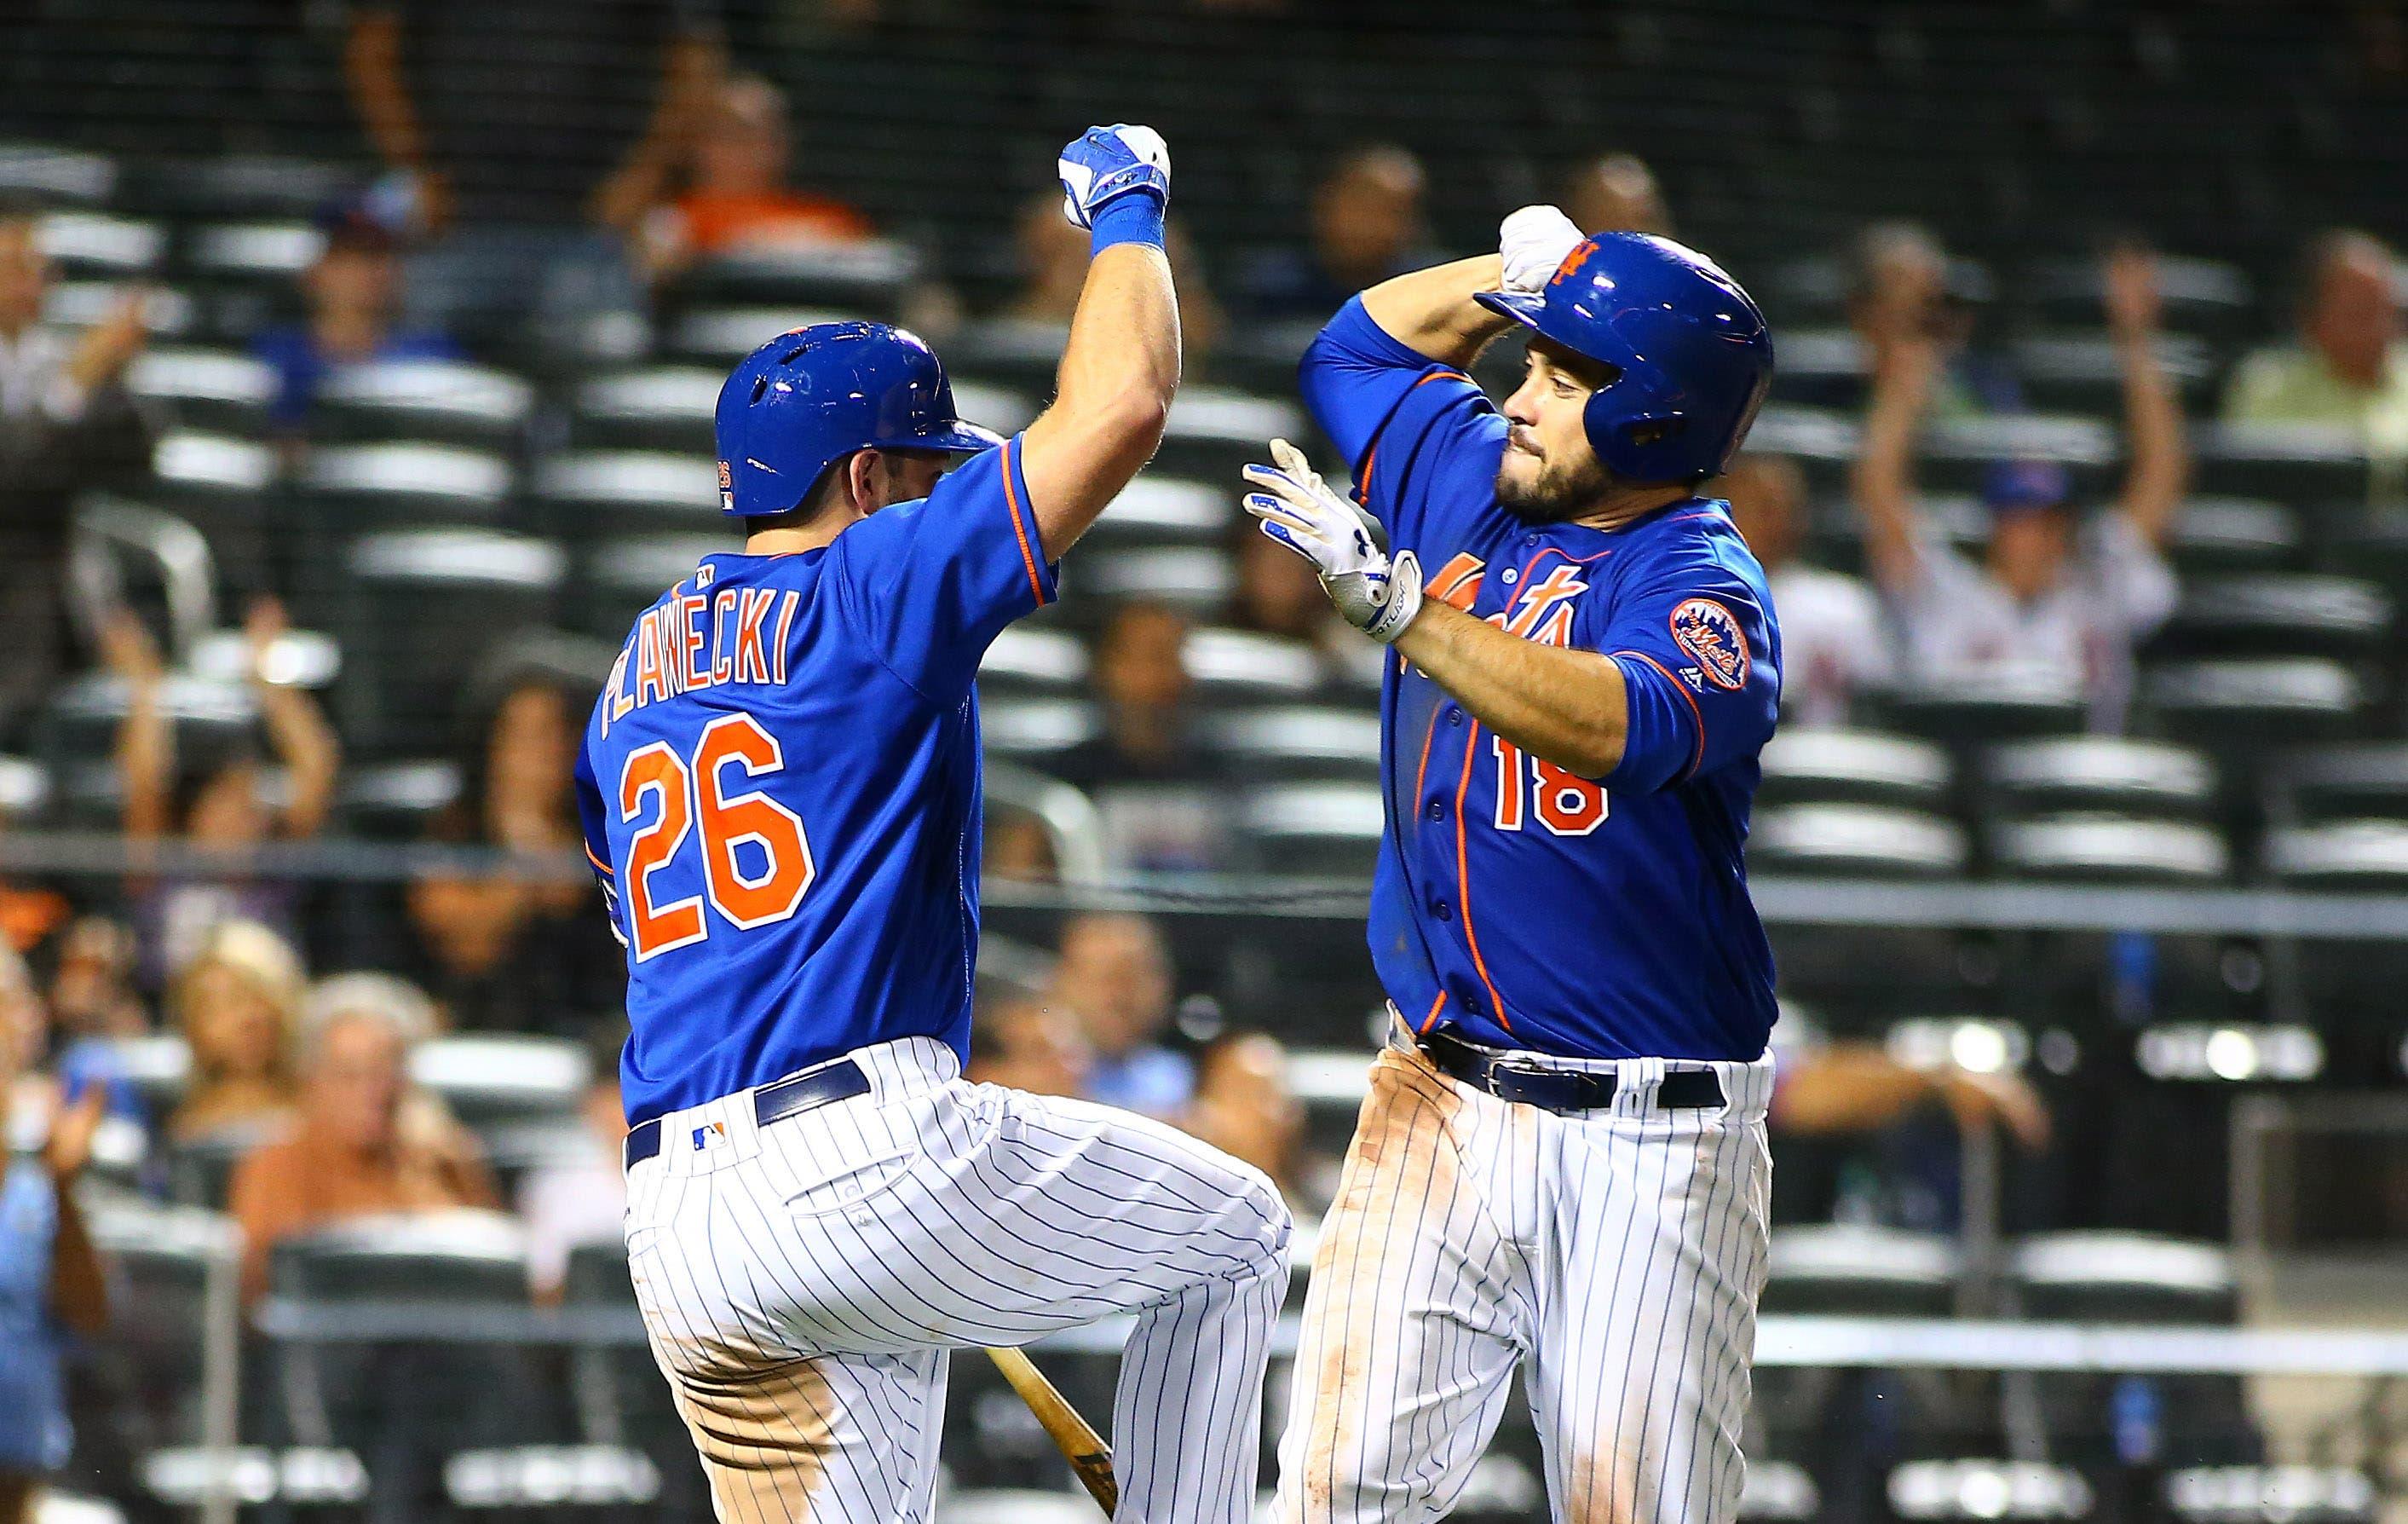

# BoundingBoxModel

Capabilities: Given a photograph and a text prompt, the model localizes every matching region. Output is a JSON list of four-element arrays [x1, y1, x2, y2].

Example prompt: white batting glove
[[1056, 124, 1172, 229], [1499, 204, 1588, 294], [1241, 439, 1424, 644]]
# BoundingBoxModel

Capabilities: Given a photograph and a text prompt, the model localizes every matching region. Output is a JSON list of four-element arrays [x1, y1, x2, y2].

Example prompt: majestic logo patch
[[1668, 598, 1749, 690]]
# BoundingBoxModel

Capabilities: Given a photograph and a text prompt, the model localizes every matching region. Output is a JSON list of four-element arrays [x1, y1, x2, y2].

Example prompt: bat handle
[[983, 1346, 1119, 1517]]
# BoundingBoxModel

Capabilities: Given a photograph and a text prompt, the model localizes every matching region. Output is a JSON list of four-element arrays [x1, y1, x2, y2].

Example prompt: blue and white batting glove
[[1057, 124, 1171, 253], [1241, 439, 1425, 645]]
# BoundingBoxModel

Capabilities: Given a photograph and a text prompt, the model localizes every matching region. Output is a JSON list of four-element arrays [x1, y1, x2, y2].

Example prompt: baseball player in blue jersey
[[1241, 211, 1781, 1524], [574, 124, 1291, 1524]]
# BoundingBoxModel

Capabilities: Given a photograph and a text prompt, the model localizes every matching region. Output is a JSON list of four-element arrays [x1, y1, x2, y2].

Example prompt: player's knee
[[1231, 1160, 1294, 1279]]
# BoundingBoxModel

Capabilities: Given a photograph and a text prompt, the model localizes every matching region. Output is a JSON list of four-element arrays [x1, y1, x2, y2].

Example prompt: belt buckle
[[1483, 1056, 1548, 1100]]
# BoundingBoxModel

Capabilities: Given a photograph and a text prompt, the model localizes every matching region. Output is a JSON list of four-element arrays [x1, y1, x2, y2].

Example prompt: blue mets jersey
[[574, 437, 1055, 1125], [1302, 297, 1782, 1062]]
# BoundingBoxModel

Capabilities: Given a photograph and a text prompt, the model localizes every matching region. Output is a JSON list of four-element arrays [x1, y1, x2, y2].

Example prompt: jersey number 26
[[617, 713, 815, 961]]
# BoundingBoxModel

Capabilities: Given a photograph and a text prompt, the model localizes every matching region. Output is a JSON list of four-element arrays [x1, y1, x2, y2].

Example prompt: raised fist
[[1057, 124, 1171, 230]]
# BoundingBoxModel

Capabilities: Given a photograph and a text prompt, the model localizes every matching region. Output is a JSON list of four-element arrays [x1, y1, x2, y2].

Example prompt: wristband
[[1090, 192, 1167, 256]]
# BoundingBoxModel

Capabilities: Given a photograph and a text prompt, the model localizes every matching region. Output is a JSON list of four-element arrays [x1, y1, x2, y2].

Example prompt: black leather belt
[[1415, 1025, 1725, 1115], [625, 1057, 872, 1169]]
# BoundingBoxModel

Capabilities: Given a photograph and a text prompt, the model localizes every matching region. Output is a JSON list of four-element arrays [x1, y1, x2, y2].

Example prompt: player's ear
[[847, 448, 886, 513]]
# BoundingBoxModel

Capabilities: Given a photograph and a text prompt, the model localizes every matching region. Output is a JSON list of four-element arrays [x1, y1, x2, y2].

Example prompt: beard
[[1495, 445, 1613, 524]]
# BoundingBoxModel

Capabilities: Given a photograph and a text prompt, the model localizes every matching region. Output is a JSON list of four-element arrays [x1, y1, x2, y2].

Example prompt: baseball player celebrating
[[574, 125, 1290, 1524], [1241, 212, 1781, 1524]]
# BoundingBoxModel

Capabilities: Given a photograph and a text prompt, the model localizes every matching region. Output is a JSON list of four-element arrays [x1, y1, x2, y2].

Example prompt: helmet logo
[[1548, 239, 1601, 287], [717, 459, 734, 512], [1668, 597, 1750, 691]]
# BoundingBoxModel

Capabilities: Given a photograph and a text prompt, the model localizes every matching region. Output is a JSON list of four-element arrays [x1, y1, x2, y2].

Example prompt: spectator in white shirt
[[1720, 452, 1892, 726], [516, 1034, 629, 1303], [1852, 245, 2189, 730]]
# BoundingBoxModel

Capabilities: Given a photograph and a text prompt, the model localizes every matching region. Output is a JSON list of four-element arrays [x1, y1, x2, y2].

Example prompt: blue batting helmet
[[1476, 232, 1774, 483], [714, 321, 1003, 518]]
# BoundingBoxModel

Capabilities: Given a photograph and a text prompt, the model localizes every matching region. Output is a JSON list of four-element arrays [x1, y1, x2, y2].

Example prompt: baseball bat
[[984, 1345, 1118, 1516]]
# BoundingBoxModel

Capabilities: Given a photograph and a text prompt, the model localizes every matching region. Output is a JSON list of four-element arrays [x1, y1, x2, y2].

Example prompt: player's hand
[[2101, 241, 2163, 339], [1056, 124, 1171, 230], [1241, 439, 1424, 644], [1499, 205, 1587, 294], [43, 1085, 107, 1183]]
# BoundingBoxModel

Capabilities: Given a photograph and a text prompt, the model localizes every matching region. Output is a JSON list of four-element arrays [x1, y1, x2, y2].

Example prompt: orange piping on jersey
[[585, 843, 616, 878], [1417, 990, 1448, 1035], [1454, 725, 1511, 1033], [1613, 649, 1708, 782], [1351, 368, 1466, 507], [1410, 704, 1442, 816], [1000, 438, 1047, 607]]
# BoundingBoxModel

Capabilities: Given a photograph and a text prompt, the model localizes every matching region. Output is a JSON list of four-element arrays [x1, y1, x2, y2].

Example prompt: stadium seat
[[579, 535, 725, 639], [2162, 499, 2301, 576], [1762, 327, 1864, 410], [0, 141, 115, 204], [126, 346, 278, 436], [2164, 1467, 2376, 1524], [1748, 803, 1968, 878], [300, 442, 516, 527], [2264, 743, 2408, 825], [2194, 424, 2369, 505], [1183, 627, 1323, 703], [0, 754, 49, 820], [2261, 820, 2408, 888], [37, 673, 254, 795], [37, 211, 165, 278], [1153, 385, 1304, 481], [2023, 255, 2254, 340], [337, 759, 462, 840], [180, 220, 319, 342], [1761, 1224, 1961, 1316], [164, 1121, 282, 1210], [2141, 660, 2365, 760], [1990, 814, 2229, 883], [1878, 672, 2088, 747], [571, 367, 723, 454], [84, 1197, 234, 1456], [1065, 546, 1234, 615], [1239, 781, 1385, 875], [2010, 331, 2218, 415], [410, 1035, 589, 1130], [1915, 414, 2118, 499], [1207, 706, 1382, 781], [312, 359, 536, 448], [337, 531, 565, 751], [45, 280, 197, 340], [672, 239, 923, 315], [979, 626, 1089, 697], [667, 305, 850, 365], [533, 451, 724, 549], [947, 318, 1072, 392], [2149, 575, 2390, 662], [979, 698, 1099, 764], [1080, 476, 1229, 548], [1757, 729, 1953, 811], [1887, 1460, 2094, 1521], [1985, 737, 2217, 820]]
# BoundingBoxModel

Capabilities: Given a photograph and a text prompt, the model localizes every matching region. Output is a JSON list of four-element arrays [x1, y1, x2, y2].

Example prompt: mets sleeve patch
[[1669, 597, 1750, 690]]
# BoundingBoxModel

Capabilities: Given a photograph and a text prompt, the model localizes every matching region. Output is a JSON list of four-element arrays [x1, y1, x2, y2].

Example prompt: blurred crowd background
[[6, 1, 2408, 1523]]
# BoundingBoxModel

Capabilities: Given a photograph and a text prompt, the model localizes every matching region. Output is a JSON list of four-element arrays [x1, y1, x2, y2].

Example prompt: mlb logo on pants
[[692, 1121, 728, 1152]]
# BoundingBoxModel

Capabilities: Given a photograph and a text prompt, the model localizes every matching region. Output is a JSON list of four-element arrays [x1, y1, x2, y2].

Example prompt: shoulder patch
[[1668, 597, 1750, 691]]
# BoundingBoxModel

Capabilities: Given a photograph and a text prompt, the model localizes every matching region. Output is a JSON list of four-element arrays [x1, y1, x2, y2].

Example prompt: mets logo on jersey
[[1669, 597, 1750, 690]]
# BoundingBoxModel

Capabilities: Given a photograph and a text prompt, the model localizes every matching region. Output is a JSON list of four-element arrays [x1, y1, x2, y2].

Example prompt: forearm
[[344, 14, 424, 171], [1023, 240, 1179, 557], [1769, 1044, 1937, 1134], [1391, 602, 1628, 780], [118, 679, 171, 840], [2117, 330, 2189, 544], [1851, 359, 1932, 591], [1359, 256, 1514, 369], [49, 1185, 109, 1336], [258, 684, 339, 837]]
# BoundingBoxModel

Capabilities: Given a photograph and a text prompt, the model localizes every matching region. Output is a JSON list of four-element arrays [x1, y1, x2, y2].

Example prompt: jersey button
[[1431, 898, 1454, 922], [1446, 707, 1465, 727], [1461, 992, 1484, 1016], [1426, 798, 1446, 822]]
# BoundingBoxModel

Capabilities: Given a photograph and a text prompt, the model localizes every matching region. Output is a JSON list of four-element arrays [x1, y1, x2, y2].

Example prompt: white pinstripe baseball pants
[[1273, 1029, 1774, 1524], [622, 1037, 1292, 1524]]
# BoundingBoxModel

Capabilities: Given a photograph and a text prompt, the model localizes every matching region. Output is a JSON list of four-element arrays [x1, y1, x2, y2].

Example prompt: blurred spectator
[[517, 1030, 628, 1303], [1559, 151, 1673, 236], [1005, 191, 1224, 361], [1050, 602, 1230, 873], [2223, 229, 2408, 457], [1180, 1031, 1303, 1199], [1046, 912, 1191, 1118], [0, 944, 108, 1522], [0, 770, 69, 960], [1847, 220, 2018, 417], [983, 810, 1060, 884], [1852, 246, 2187, 729], [1228, 517, 1386, 690], [1720, 453, 1891, 726], [165, 919, 303, 1146], [0, 202, 155, 745], [637, 74, 873, 283], [110, 602, 338, 982], [966, 997, 1091, 1099], [44, 918, 147, 1044], [228, 973, 496, 1302], [1240, 144, 1436, 320], [407, 648, 625, 1034], [343, 0, 724, 348], [249, 200, 458, 437], [3, 942, 140, 1149]]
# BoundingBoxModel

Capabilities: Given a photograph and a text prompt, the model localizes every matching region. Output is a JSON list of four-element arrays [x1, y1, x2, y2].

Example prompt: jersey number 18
[[617, 713, 816, 961]]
